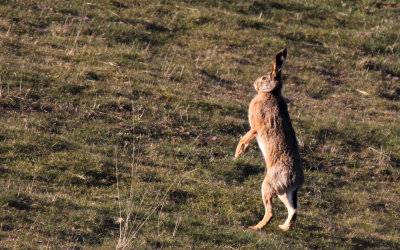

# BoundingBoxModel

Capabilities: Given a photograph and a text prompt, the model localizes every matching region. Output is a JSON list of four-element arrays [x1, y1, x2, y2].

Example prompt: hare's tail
[[292, 187, 298, 209]]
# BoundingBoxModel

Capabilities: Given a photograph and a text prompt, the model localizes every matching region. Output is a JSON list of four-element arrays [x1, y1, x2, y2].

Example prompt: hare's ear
[[272, 48, 287, 74]]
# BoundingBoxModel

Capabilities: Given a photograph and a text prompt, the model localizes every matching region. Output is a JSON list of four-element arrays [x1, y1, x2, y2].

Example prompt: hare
[[234, 48, 304, 231]]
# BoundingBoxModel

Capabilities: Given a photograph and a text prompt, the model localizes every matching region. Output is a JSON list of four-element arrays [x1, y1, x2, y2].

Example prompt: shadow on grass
[[198, 69, 236, 90], [222, 161, 264, 184], [169, 189, 194, 204], [105, 19, 182, 47], [296, 220, 397, 248], [350, 236, 396, 248]]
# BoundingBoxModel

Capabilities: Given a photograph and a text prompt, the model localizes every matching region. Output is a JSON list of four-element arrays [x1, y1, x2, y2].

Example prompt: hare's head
[[254, 48, 287, 94]]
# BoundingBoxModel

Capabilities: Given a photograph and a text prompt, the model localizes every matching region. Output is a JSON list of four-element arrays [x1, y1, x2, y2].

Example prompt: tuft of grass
[[1, 0, 400, 248]]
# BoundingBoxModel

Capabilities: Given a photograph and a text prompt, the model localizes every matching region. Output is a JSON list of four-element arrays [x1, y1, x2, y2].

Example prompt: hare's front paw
[[234, 151, 241, 159], [234, 143, 247, 159], [234, 146, 242, 159]]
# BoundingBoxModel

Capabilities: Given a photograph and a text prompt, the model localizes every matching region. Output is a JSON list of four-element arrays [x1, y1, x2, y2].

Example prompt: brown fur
[[235, 48, 304, 231]]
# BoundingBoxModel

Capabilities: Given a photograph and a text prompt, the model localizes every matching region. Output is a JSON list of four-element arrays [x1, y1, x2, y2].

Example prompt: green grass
[[1, 0, 400, 248]]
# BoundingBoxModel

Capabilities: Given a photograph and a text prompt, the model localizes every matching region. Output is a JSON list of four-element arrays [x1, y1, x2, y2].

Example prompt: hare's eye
[[262, 76, 266, 81]]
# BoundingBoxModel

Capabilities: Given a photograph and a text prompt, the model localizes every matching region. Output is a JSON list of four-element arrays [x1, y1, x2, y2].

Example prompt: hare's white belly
[[256, 135, 267, 161]]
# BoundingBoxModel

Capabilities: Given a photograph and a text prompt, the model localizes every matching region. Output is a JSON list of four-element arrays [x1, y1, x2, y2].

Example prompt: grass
[[1, 0, 400, 248]]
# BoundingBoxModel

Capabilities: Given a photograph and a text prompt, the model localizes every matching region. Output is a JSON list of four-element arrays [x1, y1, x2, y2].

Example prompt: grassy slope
[[1, 0, 399, 248]]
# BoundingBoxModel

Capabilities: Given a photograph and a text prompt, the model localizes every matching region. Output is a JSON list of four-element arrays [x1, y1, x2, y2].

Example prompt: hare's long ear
[[272, 48, 287, 75]]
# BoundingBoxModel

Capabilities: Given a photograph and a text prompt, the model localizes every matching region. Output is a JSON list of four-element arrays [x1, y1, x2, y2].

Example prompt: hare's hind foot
[[248, 213, 273, 230], [277, 188, 298, 231], [278, 223, 293, 231], [278, 213, 297, 231], [248, 225, 261, 230]]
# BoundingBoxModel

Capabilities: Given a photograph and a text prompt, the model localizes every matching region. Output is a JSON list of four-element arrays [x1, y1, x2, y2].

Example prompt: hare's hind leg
[[277, 188, 298, 231], [249, 177, 274, 230]]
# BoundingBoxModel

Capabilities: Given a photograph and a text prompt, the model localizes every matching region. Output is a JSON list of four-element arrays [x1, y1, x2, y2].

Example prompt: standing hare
[[235, 48, 304, 231]]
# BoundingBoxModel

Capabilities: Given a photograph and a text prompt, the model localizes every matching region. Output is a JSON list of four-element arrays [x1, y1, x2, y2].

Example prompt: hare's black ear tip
[[277, 48, 287, 57]]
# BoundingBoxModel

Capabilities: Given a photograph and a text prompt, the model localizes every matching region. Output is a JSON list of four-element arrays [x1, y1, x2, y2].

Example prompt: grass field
[[1, 0, 400, 248]]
